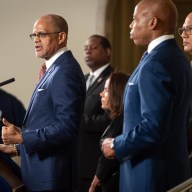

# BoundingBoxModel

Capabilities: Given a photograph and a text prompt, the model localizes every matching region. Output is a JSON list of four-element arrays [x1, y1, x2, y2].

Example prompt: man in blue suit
[[0, 14, 86, 192], [102, 0, 192, 192]]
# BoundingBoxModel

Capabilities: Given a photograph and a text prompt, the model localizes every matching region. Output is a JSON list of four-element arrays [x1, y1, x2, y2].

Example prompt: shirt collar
[[148, 35, 174, 53], [90, 63, 110, 79], [45, 47, 68, 69]]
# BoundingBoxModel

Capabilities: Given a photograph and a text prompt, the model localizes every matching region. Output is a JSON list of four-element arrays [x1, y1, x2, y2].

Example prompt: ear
[[149, 17, 158, 30], [59, 32, 67, 44], [106, 48, 111, 56]]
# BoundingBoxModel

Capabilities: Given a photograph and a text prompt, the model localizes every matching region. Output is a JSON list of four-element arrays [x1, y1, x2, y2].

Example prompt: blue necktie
[[140, 51, 148, 62]]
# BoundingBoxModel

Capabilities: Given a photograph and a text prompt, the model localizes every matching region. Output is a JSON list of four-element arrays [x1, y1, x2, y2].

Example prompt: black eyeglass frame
[[29, 32, 61, 40], [178, 26, 192, 36]]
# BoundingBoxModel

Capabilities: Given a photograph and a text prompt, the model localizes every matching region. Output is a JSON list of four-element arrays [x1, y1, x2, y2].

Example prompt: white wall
[[0, 0, 99, 107]]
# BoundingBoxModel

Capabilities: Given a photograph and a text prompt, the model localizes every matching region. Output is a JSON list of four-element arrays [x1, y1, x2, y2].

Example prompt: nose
[[84, 47, 91, 54], [34, 36, 41, 43], [181, 31, 188, 38], [129, 21, 133, 29], [100, 91, 104, 97]]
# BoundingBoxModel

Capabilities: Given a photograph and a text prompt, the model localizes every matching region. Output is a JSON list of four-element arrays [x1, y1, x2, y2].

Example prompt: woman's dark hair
[[108, 72, 129, 119]]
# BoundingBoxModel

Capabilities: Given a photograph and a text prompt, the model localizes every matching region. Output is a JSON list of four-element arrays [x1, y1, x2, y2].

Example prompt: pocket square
[[37, 88, 45, 92], [128, 82, 134, 85]]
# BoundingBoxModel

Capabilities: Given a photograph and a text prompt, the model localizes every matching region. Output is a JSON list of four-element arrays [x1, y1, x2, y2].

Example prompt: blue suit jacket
[[19, 51, 86, 191], [114, 39, 192, 192]]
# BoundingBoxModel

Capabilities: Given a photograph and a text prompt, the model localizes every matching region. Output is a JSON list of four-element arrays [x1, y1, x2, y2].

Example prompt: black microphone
[[0, 78, 15, 87]]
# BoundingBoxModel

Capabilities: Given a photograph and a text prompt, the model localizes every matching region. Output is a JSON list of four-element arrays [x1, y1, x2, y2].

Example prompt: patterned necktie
[[39, 63, 47, 80]]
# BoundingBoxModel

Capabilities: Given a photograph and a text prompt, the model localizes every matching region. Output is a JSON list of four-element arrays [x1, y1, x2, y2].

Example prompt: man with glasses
[[179, 12, 192, 175], [0, 14, 86, 192], [178, 12, 192, 57]]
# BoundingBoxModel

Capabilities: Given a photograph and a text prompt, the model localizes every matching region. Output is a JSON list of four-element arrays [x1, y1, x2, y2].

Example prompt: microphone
[[0, 78, 15, 87]]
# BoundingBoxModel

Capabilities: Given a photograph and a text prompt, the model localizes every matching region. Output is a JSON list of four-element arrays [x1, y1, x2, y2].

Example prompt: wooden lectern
[[0, 157, 26, 192]]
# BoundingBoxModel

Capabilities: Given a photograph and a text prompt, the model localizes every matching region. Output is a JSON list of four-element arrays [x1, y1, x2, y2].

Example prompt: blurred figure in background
[[178, 12, 192, 57], [178, 11, 192, 173], [78, 34, 113, 192], [0, 89, 25, 128], [89, 72, 129, 192], [0, 89, 25, 188]]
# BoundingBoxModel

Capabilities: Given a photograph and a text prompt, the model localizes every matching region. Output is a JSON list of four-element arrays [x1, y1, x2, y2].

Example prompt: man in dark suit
[[0, 14, 86, 192], [102, 0, 192, 192], [179, 11, 192, 173], [78, 35, 113, 192], [0, 89, 25, 188], [179, 12, 192, 57], [0, 89, 26, 129]]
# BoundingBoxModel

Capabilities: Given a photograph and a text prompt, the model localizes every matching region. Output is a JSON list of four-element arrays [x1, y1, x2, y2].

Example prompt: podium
[[0, 154, 26, 192], [13, 185, 26, 192]]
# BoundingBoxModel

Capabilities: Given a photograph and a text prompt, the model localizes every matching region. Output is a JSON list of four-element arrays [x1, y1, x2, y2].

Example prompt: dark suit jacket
[[0, 176, 12, 192], [115, 39, 192, 192], [96, 115, 122, 192], [78, 66, 113, 184], [0, 89, 26, 180], [0, 89, 26, 128], [19, 51, 86, 191]]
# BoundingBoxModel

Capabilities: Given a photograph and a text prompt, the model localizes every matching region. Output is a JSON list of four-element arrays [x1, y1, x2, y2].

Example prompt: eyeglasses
[[29, 32, 61, 40], [178, 26, 192, 36]]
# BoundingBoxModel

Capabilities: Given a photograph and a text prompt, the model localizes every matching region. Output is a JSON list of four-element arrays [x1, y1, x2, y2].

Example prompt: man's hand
[[101, 138, 115, 159], [89, 175, 100, 192], [2, 118, 23, 145], [0, 144, 16, 155]]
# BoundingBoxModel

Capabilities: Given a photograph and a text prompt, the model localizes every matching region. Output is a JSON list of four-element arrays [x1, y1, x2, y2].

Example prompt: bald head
[[141, 0, 178, 33], [38, 14, 68, 43], [130, 0, 178, 46], [184, 12, 192, 26]]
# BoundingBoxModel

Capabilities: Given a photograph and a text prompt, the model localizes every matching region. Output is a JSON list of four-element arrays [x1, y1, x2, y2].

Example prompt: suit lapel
[[23, 51, 74, 124], [22, 57, 62, 125], [86, 65, 113, 95], [87, 75, 104, 92], [129, 39, 176, 83]]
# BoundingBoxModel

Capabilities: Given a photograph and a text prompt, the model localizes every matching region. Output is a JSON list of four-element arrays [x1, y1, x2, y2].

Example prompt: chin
[[185, 47, 192, 53], [36, 54, 43, 58]]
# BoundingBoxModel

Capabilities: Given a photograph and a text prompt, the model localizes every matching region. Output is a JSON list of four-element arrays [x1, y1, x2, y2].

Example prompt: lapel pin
[[97, 77, 103, 83]]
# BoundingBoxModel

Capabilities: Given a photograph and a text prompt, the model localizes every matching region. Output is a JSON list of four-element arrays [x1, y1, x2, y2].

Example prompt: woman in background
[[89, 72, 129, 192]]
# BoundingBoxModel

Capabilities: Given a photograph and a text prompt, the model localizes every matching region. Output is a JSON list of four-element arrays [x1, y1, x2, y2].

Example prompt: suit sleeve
[[96, 155, 119, 182]]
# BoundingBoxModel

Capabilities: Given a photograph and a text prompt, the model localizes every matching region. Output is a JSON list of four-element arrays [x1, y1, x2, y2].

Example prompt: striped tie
[[86, 75, 94, 90]]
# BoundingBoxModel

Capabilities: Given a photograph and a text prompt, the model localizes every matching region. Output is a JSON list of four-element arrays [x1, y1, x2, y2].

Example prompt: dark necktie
[[140, 51, 148, 62], [39, 63, 46, 80]]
